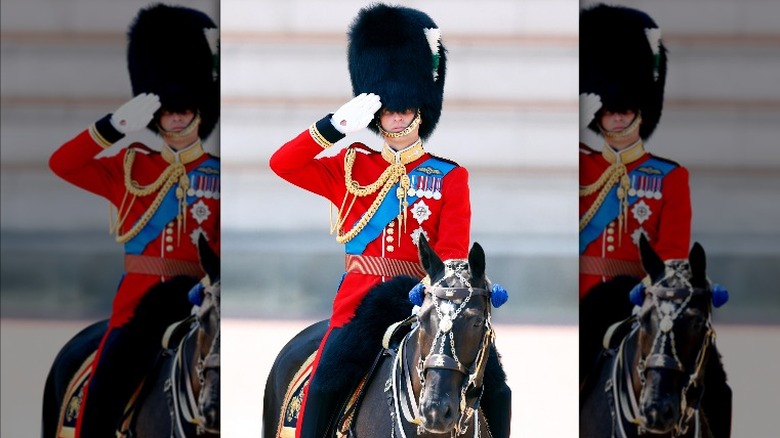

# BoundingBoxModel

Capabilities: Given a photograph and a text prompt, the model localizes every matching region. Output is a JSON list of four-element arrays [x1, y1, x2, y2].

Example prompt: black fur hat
[[127, 3, 219, 139], [580, 4, 667, 139], [348, 3, 446, 139]]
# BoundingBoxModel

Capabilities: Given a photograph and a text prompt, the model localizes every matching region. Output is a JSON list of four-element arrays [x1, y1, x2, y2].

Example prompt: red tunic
[[579, 142, 691, 298], [50, 119, 220, 327], [270, 117, 471, 327]]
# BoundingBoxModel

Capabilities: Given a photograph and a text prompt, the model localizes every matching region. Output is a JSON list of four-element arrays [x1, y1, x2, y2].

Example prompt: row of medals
[[406, 175, 442, 200], [629, 175, 663, 200]]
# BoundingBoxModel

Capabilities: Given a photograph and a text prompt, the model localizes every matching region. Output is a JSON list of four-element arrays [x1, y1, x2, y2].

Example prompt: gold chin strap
[[579, 140, 646, 244], [599, 112, 642, 139], [158, 112, 202, 140], [330, 142, 425, 244], [377, 110, 422, 139], [110, 141, 204, 245]]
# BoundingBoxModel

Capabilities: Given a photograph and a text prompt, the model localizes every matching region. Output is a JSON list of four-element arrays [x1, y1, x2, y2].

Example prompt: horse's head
[[633, 235, 723, 435], [413, 236, 498, 434], [194, 234, 220, 434]]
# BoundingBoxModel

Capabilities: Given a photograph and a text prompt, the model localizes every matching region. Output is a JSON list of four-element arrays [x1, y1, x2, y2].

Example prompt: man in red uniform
[[49, 5, 219, 436], [579, 3, 691, 299], [579, 5, 731, 436], [270, 4, 510, 438]]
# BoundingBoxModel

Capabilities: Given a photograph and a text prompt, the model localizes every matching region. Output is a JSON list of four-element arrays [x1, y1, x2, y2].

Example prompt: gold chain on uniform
[[331, 148, 411, 244], [110, 148, 190, 244], [579, 159, 631, 245]]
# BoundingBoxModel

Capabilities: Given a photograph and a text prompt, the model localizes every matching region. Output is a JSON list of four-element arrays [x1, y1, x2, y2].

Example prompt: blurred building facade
[[2, 0, 778, 324]]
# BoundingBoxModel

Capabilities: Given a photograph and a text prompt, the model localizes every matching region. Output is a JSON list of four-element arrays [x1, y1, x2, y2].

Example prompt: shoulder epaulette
[[580, 142, 597, 155], [127, 142, 156, 155], [648, 154, 681, 168], [427, 152, 461, 167], [349, 142, 377, 155]]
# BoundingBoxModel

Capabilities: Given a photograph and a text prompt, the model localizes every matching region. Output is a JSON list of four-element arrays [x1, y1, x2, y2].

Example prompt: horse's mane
[[316, 276, 418, 392], [126, 275, 199, 337], [579, 275, 639, 382]]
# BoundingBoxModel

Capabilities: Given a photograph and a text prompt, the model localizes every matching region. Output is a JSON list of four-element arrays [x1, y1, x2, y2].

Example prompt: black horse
[[264, 236, 505, 437], [41, 236, 220, 437], [580, 236, 730, 437]]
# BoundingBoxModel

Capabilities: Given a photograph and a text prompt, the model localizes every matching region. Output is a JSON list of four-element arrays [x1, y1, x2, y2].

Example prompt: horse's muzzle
[[639, 395, 679, 434], [419, 397, 459, 433]]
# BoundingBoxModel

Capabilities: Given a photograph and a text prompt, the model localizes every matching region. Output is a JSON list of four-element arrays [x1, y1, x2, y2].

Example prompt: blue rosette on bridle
[[409, 282, 425, 307], [629, 282, 645, 306], [188, 282, 205, 306], [490, 283, 508, 308]]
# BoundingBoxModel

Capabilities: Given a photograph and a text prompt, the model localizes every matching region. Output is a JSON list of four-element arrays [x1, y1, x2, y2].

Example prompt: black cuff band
[[315, 114, 346, 144], [94, 114, 126, 144]]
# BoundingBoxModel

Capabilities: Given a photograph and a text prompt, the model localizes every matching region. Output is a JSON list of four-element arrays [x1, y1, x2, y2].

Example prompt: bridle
[[168, 279, 221, 436], [633, 268, 715, 436], [195, 280, 220, 434], [416, 261, 494, 436]]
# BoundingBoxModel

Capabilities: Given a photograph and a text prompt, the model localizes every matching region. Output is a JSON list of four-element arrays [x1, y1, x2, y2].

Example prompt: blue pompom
[[490, 284, 508, 308], [188, 283, 205, 306], [409, 283, 425, 307], [711, 283, 729, 308], [629, 283, 645, 306]]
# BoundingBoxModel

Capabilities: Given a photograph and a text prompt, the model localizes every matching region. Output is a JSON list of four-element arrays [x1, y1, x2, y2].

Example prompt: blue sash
[[579, 157, 676, 254], [125, 158, 220, 255], [345, 157, 456, 255]]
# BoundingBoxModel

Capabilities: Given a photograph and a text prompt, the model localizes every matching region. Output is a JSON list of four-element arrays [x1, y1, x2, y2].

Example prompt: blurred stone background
[[1, 0, 778, 328]]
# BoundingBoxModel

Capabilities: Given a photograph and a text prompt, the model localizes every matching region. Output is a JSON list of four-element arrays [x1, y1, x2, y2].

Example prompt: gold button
[[607, 228, 614, 235], [606, 235, 614, 243], [387, 221, 395, 228], [387, 245, 395, 252], [387, 228, 394, 235], [608, 222, 615, 228], [607, 245, 615, 252], [165, 236, 173, 243], [166, 245, 174, 252], [386, 236, 394, 243]]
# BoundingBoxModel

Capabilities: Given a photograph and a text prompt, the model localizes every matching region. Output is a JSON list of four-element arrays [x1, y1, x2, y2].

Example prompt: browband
[[428, 287, 490, 301]]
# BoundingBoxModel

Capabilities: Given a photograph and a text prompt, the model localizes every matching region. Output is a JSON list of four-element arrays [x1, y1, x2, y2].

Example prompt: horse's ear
[[689, 242, 707, 285], [198, 233, 220, 283], [418, 234, 444, 278], [638, 234, 664, 282], [468, 242, 486, 280]]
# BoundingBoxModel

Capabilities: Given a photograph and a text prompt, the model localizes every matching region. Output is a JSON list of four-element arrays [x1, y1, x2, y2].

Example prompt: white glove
[[330, 93, 382, 135], [579, 92, 602, 132], [110, 93, 161, 134]]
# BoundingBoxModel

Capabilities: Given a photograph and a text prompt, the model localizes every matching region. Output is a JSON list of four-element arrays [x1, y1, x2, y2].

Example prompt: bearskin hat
[[580, 4, 667, 139], [348, 3, 446, 139], [127, 4, 219, 139]]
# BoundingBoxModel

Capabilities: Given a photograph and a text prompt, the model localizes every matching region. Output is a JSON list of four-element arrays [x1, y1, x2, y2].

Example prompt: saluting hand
[[579, 92, 602, 133], [110, 93, 161, 135], [330, 93, 382, 135]]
